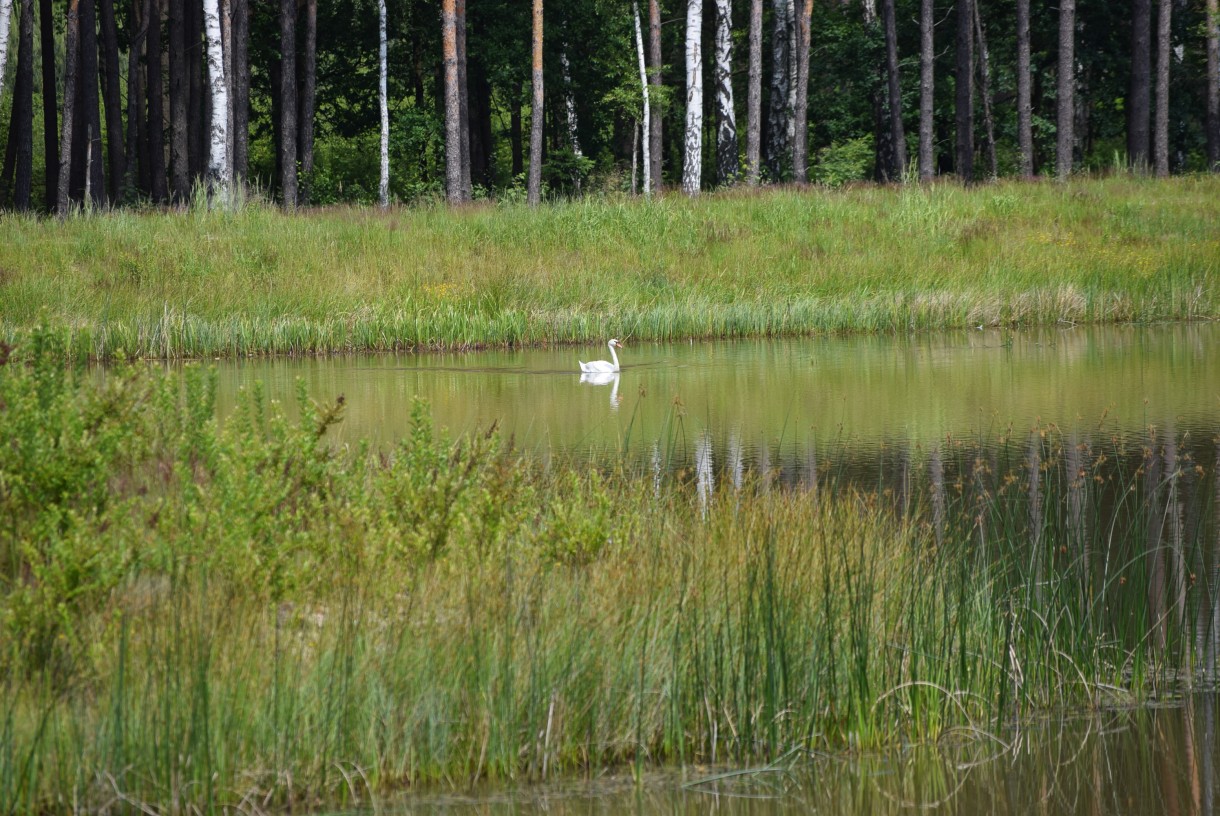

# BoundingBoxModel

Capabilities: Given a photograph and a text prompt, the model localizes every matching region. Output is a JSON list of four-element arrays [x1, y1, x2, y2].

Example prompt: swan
[[579, 371, 623, 410], [579, 339, 624, 373]]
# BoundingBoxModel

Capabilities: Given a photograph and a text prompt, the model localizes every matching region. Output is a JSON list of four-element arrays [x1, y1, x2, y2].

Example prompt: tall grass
[[2, 176, 1219, 360], [1, 329, 1218, 812]]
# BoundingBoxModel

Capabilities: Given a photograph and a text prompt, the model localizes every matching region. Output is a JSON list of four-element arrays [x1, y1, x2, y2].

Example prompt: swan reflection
[[579, 371, 622, 410]]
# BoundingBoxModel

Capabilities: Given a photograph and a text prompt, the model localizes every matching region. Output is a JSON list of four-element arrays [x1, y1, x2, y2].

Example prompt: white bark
[[714, 0, 737, 184], [559, 47, 583, 192], [633, 0, 651, 197], [203, 0, 231, 206], [683, 0, 703, 196], [0, 0, 12, 107], [378, 0, 389, 207]]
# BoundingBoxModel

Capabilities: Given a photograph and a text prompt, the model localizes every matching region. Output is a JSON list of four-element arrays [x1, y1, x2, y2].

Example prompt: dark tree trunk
[[746, 0, 762, 185], [791, 0, 812, 183], [80, 0, 104, 203], [1056, 0, 1075, 180], [298, 0, 315, 204], [455, 0, 471, 199], [146, 0, 168, 200], [918, 0, 933, 180], [56, 0, 81, 215], [186, 0, 204, 181], [39, 0, 58, 211], [123, 0, 151, 199], [766, 0, 792, 180], [168, 0, 188, 199], [98, 0, 123, 200], [1153, 0, 1169, 176], [954, 0, 973, 182], [442, 0, 462, 203], [270, 54, 281, 187], [1016, 0, 1032, 177], [527, 0, 543, 205], [510, 92, 523, 178], [974, 0, 996, 179], [881, 0, 906, 180], [468, 62, 492, 189], [647, 0, 661, 192], [232, 0, 248, 182], [1129, 0, 1151, 171], [279, 0, 297, 207], [1208, 0, 1220, 170], [1, 0, 34, 208]]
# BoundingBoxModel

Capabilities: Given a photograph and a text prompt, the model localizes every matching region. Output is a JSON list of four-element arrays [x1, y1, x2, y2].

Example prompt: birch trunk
[[682, 0, 703, 196], [202, 0, 229, 205], [647, 0, 661, 192], [527, 0, 543, 206], [1056, 0, 1074, 180], [1016, 0, 1032, 177], [559, 47, 583, 193], [954, 0, 973, 182], [791, 0, 811, 182], [633, 0, 651, 196], [881, 0, 906, 178], [1207, 0, 1219, 170], [442, 0, 462, 203], [766, 0, 791, 178], [56, 0, 80, 215], [713, 0, 737, 185], [378, 0, 388, 207], [745, 0, 761, 184], [973, 1, 995, 178], [1153, 0, 1170, 177], [918, 0, 932, 180], [0, 0, 11, 107]]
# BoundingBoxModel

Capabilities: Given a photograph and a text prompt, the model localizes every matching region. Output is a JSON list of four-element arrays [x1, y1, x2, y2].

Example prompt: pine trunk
[[39, 0, 56, 210], [98, 0, 123, 200], [791, 0, 811, 182], [713, 0, 737, 185], [168, 0, 188, 199], [682, 0, 703, 196], [79, 0, 104, 203], [456, 0, 471, 198], [881, 0, 906, 179], [56, 0, 80, 215], [278, 0, 296, 207], [1153, 0, 1170, 177], [918, 0, 932, 180], [973, 0, 995, 178], [378, 0, 388, 206], [1208, 0, 1219, 170], [202, 0, 228, 204], [5, 0, 33, 209], [298, 0, 315, 204], [647, 0, 661, 192], [765, 0, 791, 179], [1129, 0, 1151, 171], [633, 0, 651, 196], [441, 0, 462, 203], [187, 0, 204, 181], [123, 0, 150, 199], [527, 0, 543, 206], [1016, 0, 1032, 177], [231, 0, 247, 182], [745, 0, 761, 184], [954, 0, 973, 182], [147, 0, 168, 201], [1056, 0, 1075, 180]]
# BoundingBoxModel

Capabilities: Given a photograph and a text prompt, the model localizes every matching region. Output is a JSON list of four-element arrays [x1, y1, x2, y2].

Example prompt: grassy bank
[[2, 330, 1217, 812], [2, 176, 1219, 360]]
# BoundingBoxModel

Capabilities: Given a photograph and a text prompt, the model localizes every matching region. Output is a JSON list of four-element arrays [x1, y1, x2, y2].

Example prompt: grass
[[1, 176, 1218, 360], [2, 328, 1218, 812]]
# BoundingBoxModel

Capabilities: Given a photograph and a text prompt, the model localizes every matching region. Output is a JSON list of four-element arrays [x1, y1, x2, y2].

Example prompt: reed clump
[[2, 176, 1219, 361], [2, 327, 1217, 812]]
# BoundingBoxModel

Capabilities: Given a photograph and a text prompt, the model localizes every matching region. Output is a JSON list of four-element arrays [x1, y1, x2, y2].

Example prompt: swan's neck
[[608, 342, 620, 370]]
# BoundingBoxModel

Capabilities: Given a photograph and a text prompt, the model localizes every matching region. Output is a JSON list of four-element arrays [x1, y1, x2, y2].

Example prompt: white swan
[[579, 371, 622, 410], [579, 339, 624, 373]]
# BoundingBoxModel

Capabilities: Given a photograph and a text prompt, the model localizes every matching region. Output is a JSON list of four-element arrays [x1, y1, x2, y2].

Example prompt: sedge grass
[[1, 176, 1218, 361]]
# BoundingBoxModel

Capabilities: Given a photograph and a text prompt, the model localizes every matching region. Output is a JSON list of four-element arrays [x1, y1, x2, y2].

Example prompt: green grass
[[2, 176, 1219, 360], [2, 329, 1217, 812]]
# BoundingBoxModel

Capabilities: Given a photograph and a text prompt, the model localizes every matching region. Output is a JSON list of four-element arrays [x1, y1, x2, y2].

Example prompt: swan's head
[[609, 339, 624, 348]]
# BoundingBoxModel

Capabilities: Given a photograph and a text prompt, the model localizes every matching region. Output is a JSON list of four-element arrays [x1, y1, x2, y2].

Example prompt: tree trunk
[[766, 0, 791, 179], [633, 0, 651, 196], [147, 0, 168, 200], [745, 0, 761, 184], [98, 0, 123, 200], [510, 95, 523, 178], [38, 0, 56, 210], [682, 0, 703, 196], [80, 0, 104, 203], [648, 0, 662, 192], [1153, 0, 1170, 177], [168, 0, 188, 199], [187, 0, 204, 181], [1055, 0, 1074, 180], [559, 47, 583, 193], [1207, 0, 1219, 170], [456, 0, 471, 198], [1016, 0, 1032, 177], [973, 0, 995, 178], [791, 0, 812, 182], [954, 0, 973, 182], [278, 0, 296, 207], [231, 0, 248, 182], [441, 0, 462, 203], [527, 0, 543, 205], [713, 0, 737, 185], [881, 0, 906, 179], [918, 0, 932, 180], [378, 0, 388, 206], [57, 0, 80, 215], [202, 0, 228, 204], [1129, 0, 1151, 171], [3, 0, 33, 209], [123, 0, 150, 199], [0, 0, 11, 109], [298, 0, 315, 204]]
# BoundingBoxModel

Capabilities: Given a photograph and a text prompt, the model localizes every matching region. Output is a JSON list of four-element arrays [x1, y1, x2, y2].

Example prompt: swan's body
[[579, 339, 624, 373]]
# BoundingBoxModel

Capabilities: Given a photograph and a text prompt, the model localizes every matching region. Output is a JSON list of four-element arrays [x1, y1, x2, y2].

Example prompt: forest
[[0, 0, 1217, 212]]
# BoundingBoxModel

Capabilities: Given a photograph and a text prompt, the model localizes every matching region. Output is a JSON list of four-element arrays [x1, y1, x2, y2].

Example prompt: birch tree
[[745, 0, 761, 184], [1016, 0, 1032, 177], [203, 0, 230, 205], [918, 0, 933, 180], [713, 0, 737, 185], [1056, 0, 1075, 180], [378, 0, 389, 207], [0, 0, 11, 107], [1153, 0, 1170, 177], [633, 0, 651, 196], [1208, 0, 1219, 170], [682, 0, 703, 196], [527, 0, 543, 206]]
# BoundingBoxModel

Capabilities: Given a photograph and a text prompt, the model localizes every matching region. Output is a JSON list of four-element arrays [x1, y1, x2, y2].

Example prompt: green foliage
[[813, 137, 875, 187]]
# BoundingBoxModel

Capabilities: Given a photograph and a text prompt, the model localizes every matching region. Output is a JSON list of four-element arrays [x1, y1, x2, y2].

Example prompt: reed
[[1, 176, 1218, 361], [1, 329, 1217, 812]]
